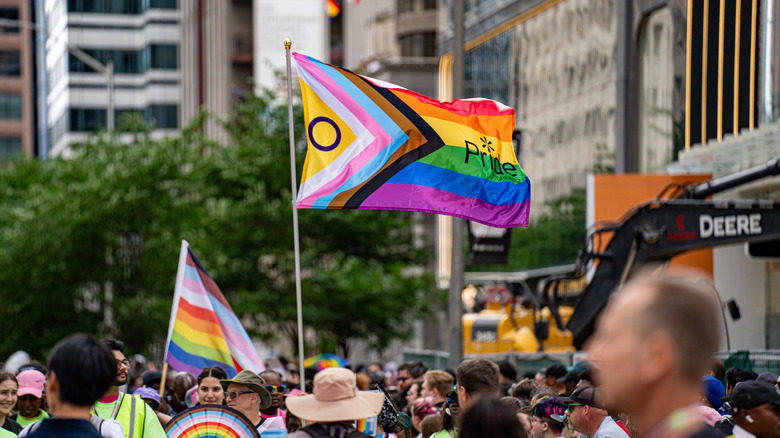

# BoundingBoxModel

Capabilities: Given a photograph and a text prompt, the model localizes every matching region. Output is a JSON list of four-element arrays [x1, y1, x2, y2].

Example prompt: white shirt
[[732, 425, 756, 438]]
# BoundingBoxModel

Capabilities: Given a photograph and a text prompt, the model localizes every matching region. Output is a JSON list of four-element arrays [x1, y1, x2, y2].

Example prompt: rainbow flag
[[164, 240, 265, 378], [293, 53, 530, 228], [326, 0, 341, 17]]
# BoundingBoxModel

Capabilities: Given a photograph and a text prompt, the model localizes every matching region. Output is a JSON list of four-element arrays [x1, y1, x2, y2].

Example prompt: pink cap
[[17, 370, 45, 398]]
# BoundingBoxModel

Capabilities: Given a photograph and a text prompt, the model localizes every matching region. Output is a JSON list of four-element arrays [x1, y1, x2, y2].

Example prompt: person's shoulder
[[0, 426, 17, 438]]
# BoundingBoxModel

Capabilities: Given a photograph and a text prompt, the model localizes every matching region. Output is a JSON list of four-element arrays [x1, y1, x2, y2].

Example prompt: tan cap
[[285, 367, 384, 422]]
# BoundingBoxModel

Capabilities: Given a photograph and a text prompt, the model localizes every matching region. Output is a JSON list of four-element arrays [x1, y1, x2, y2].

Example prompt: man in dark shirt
[[28, 334, 117, 438], [590, 276, 725, 438]]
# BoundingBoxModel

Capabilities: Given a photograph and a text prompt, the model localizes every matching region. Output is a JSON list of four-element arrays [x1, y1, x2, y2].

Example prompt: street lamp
[[0, 17, 116, 152]]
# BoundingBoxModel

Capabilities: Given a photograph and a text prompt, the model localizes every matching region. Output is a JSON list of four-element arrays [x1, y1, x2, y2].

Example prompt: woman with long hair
[[0, 372, 21, 435], [197, 366, 226, 405]]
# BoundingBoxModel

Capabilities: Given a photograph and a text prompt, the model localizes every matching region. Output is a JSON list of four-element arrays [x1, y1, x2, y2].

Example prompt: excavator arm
[[548, 159, 780, 349]]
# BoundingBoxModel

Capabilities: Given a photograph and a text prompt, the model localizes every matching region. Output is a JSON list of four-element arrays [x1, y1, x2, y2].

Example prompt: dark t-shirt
[[2, 418, 22, 435], [26, 419, 102, 438], [685, 425, 726, 438]]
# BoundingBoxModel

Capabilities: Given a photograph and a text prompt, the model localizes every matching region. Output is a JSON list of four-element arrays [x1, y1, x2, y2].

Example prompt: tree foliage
[[0, 94, 433, 362]]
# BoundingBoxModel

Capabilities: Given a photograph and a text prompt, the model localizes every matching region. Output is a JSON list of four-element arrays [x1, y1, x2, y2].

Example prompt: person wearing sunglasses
[[561, 387, 628, 438], [430, 388, 461, 438], [260, 370, 289, 436]]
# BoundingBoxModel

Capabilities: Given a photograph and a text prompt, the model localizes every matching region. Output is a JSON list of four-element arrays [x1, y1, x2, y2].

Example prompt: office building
[[0, 0, 34, 156], [42, 0, 180, 157]]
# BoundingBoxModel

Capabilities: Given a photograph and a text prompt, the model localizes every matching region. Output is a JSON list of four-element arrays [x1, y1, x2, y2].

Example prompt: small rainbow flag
[[326, 0, 341, 17], [293, 53, 530, 228], [164, 240, 265, 378]]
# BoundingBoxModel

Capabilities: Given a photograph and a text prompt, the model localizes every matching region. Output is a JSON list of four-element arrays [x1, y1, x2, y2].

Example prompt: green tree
[[0, 95, 433, 362]]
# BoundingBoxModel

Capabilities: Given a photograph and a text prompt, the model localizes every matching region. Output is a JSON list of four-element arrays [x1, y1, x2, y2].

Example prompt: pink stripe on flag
[[360, 183, 530, 228]]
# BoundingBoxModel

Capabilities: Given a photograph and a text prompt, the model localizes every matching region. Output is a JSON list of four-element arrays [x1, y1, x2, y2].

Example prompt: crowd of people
[[0, 276, 778, 438]]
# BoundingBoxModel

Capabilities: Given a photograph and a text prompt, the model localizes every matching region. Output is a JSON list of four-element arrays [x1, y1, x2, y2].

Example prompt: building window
[[67, 0, 176, 13], [0, 8, 19, 34], [150, 45, 177, 69], [398, 0, 436, 14], [149, 0, 177, 8], [70, 105, 178, 132], [399, 32, 436, 57], [0, 52, 21, 76], [0, 94, 22, 119], [69, 45, 178, 74], [0, 136, 21, 156]]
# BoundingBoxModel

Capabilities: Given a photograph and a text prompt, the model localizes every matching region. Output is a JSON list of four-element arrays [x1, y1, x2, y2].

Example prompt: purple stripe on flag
[[165, 352, 205, 378], [359, 183, 530, 228]]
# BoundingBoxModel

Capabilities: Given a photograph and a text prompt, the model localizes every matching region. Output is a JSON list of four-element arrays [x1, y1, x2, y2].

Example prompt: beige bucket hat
[[285, 367, 384, 422], [220, 370, 273, 410]]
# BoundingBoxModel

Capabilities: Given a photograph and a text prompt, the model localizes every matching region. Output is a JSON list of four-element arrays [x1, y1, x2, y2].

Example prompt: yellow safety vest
[[98, 393, 146, 438]]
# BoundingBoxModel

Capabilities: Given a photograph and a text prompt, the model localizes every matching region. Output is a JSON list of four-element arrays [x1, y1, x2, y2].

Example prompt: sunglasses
[[446, 396, 458, 405], [226, 391, 253, 399], [266, 385, 286, 394], [397, 377, 410, 382], [565, 403, 583, 413]]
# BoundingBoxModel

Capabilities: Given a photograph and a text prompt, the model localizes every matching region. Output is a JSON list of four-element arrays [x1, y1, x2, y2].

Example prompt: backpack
[[299, 423, 372, 438]]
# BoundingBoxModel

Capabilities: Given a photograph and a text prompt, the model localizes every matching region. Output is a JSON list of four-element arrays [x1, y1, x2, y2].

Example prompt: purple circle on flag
[[308, 117, 342, 152]]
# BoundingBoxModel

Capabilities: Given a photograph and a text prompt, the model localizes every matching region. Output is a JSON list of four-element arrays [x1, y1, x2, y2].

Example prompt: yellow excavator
[[463, 159, 780, 356]]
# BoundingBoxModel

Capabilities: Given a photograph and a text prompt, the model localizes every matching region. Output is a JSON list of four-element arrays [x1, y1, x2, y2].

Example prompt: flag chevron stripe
[[164, 241, 264, 378], [340, 77, 445, 208], [293, 53, 530, 228], [295, 55, 410, 205]]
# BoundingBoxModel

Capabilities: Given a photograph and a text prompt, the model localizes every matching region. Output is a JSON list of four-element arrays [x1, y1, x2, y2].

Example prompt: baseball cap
[[756, 372, 779, 386], [727, 381, 780, 413], [700, 376, 726, 409], [16, 370, 45, 398], [558, 369, 581, 384], [142, 371, 162, 387], [544, 363, 567, 380], [134, 387, 161, 405], [560, 385, 601, 408]]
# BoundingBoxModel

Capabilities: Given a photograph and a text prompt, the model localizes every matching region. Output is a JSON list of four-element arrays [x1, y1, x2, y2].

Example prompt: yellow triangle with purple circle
[[300, 81, 357, 184]]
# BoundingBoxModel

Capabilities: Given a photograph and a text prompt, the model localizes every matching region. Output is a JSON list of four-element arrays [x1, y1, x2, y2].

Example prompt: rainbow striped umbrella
[[304, 353, 349, 371]]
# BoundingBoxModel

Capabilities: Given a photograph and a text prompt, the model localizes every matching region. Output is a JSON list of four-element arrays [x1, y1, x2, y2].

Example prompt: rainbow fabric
[[164, 241, 265, 378], [293, 53, 530, 228], [303, 353, 349, 371], [326, 0, 341, 18]]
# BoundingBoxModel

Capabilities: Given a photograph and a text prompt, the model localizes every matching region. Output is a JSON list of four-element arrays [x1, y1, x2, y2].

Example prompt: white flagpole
[[284, 39, 306, 391]]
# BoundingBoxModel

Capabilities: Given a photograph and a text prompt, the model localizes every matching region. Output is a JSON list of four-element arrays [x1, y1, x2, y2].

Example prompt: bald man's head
[[590, 276, 721, 416]]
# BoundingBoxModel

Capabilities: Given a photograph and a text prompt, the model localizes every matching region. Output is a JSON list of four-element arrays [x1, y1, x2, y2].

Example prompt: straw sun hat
[[286, 367, 384, 422]]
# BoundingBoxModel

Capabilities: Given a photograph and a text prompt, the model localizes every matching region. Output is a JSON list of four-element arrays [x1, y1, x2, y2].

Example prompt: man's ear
[[458, 385, 469, 405]]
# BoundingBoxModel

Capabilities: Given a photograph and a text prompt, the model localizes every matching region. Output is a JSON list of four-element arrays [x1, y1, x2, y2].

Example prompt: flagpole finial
[[284, 38, 292, 50]]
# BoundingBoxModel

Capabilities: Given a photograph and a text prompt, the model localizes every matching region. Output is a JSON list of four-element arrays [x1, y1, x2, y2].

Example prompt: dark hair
[[100, 338, 125, 353], [500, 396, 528, 412], [725, 367, 757, 392], [0, 371, 18, 388], [400, 362, 428, 379], [457, 358, 500, 398], [459, 396, 529, 438], [530, 386, 558, 400], [197, 366, 227, 384], [578, 368, 598, 386], [709, 358, 726, 381], [49, 334, 117, 406], [496, 360, 518, 381], [17, 363, 47, 375], [511, 378, 540, 401], [441, 400, 455, 431], [260, 370, 283, 381]]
